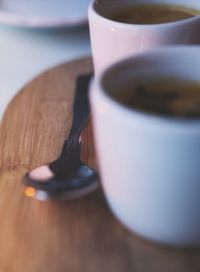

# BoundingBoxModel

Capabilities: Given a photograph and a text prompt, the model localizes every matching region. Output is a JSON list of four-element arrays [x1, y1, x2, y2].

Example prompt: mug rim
[[92, 45, 200, 129], [88, 0, 200, 29]]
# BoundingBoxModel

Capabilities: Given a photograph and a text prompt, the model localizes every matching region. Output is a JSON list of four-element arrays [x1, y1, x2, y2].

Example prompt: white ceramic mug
[[90, 46, 200, 246], [88, 0, 200, 75]]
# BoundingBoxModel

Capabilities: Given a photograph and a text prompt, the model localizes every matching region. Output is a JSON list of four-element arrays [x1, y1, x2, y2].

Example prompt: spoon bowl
[[24, 164, 99, 201]]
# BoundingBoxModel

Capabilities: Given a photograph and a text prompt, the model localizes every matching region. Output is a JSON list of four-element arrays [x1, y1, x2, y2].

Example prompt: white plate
[[0, 0, 91, 28]]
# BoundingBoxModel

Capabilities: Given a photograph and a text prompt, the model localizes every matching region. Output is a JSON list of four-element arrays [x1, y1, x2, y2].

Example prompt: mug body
[[88, 0, 200, 74], [90, 46, 200, 246]]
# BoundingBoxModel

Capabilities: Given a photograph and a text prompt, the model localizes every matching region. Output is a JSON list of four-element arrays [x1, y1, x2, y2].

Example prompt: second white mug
[[88, 0, 200, 74]]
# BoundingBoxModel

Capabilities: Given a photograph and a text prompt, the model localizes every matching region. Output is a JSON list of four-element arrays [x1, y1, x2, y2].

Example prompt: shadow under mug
[[88, 0, 200, 75], [90, 45, 200, 247]]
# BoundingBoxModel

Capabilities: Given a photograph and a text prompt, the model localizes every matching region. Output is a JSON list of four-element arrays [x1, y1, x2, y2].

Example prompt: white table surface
[[0, 24, 91, 120]]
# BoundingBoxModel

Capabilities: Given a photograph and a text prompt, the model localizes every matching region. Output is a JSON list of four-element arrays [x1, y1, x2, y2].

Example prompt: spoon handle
[[67, 73, 92, 148], [49, 73, 92, 174]]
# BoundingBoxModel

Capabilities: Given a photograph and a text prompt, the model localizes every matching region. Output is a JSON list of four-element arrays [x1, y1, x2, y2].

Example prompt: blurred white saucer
[[0, 0, 91, 28]]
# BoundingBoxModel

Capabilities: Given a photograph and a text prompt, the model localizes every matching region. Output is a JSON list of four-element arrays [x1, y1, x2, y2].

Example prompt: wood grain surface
[[0, 57, 199, 272]]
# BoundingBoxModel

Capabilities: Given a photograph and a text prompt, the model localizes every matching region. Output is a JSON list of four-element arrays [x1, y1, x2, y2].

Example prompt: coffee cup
[[89, 46, 200, 246], [88, 0, 200, 74]]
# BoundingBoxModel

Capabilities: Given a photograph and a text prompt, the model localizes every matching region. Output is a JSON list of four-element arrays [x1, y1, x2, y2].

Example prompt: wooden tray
[[0, 57, 199, 272]]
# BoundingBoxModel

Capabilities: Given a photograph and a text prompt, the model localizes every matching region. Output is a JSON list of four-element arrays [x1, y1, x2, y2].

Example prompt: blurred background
[[0, 0, 91, 118]]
